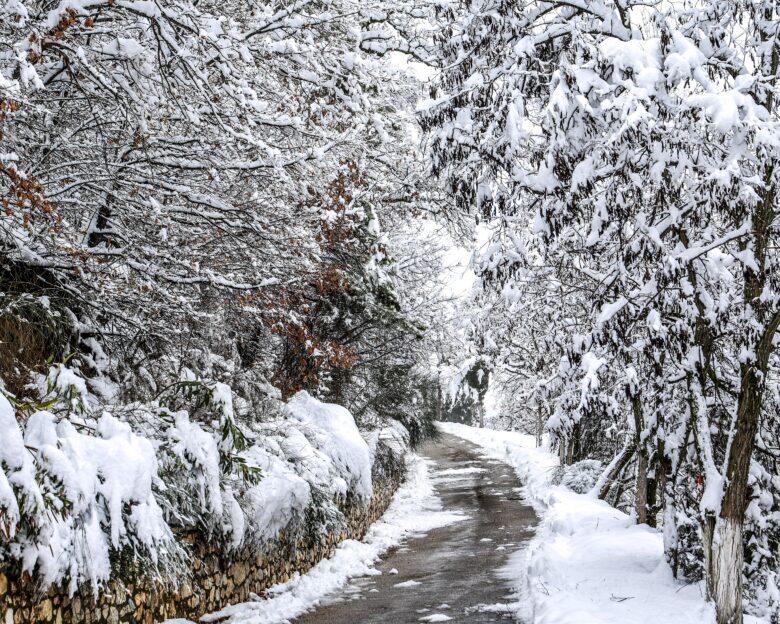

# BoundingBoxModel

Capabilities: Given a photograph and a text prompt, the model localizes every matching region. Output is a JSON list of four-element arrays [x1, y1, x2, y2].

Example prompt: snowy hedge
[[0, 368, 404, 595]]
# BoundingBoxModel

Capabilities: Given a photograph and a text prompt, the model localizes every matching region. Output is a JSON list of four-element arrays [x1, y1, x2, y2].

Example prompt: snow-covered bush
[[0, 363, 407, 595], [0, 294, 73, 398], [552, 459, 604, 495], [288, 391, 373, 501], [365, 419, 411, 467], [743, 461, 780, 622], [0, 391, 181, 593]]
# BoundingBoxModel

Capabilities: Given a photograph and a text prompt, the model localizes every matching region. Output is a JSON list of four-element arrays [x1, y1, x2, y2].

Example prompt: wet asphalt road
[[292, 432, 538, 624]]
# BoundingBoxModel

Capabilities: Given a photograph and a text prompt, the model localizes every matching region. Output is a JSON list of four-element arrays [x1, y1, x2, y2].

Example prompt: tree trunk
[[630, 391, 648, 524], [704, 155, 778, 623], [535, 403, 543, 447], [568, 422, 580, 464], [648, 438, 671, 529], [635, 450, 648, 525], [597, 439, 635, 500], [435, 380, 442, 422], [645, 468, 658, 528], [703, 515, 744, 624], [706, 364, 765, 624]]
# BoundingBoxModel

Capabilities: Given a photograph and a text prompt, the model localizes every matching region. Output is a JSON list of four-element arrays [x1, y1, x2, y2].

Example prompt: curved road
[[293, 432, 538, 624]]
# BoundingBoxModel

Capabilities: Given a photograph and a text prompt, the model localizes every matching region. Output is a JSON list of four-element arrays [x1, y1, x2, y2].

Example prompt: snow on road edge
[[198, 453, 466, 624], [437, 422, 732, 624]]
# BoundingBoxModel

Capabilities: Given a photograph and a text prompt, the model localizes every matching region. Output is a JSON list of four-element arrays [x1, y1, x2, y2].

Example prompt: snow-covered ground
[[438, 422, 745, 624], [197, 454, 466, 624]]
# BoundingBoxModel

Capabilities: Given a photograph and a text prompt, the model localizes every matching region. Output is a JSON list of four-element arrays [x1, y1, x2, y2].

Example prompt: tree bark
[[704, 514, 744, 624], [707, 364, 767, 623], [435, 378, 442, 422], [535, 403, 543, 447], [630, 388, 648, 524], [635, 450, 648, 525]]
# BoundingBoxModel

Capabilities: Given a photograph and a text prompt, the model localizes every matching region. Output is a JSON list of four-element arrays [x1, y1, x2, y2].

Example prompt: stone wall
[[0, 449, 405, 624]]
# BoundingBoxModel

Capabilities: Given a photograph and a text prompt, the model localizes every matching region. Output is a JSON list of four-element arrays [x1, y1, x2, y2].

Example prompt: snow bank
[[200, 454, 466, 624], [231, 390, 384, 546], [438, 422, 724, 624], [364, 418, 410, 464]]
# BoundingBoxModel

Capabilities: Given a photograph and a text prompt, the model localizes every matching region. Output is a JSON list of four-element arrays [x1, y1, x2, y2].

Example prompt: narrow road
[[293, 432, 538, 623]]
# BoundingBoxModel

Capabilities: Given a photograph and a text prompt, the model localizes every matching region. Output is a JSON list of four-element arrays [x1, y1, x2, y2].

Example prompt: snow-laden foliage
[[422, 1, 780, 621], [288, 390, 373, 501], [554, 459, 604, 495], [0, 364, 399, 594]]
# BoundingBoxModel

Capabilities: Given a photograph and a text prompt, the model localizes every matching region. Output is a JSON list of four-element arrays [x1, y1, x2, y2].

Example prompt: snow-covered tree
[[0, 0, 454, 596], [421, 1, 780, 622]]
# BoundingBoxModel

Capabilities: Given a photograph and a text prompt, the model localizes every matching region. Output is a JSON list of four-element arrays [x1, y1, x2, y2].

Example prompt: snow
[[167, 411, 224, 516], [364, 419, 410, 464], [438, 422, 726, 624], [419, 614, 452, 622], [48, 364, 90, 410], [11, 405, 173, 593], [200, 454, 466, 624], [597, 297, 628, 325], [239, 446, 312, 542], [0, 369, 409, 594], [687, 91, 751, 133], [99, 38, 146, 59], [0, 394, 40, 540], [394, 579, 422, 588], [288, 391, 373, 500]]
